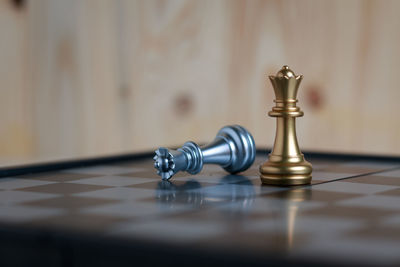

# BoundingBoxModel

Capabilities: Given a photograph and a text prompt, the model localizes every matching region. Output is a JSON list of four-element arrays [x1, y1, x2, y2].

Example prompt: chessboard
[[0, 151, 399, 266]]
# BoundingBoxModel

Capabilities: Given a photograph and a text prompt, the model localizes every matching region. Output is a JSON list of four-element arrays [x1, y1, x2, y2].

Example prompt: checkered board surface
[[0, 154, 399, 266]]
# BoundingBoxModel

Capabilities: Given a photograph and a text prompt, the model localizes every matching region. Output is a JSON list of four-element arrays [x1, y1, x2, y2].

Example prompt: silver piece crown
[[153, 125, 256, 180]]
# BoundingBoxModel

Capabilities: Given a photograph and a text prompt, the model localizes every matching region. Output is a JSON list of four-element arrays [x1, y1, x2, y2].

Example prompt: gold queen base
[[259, 154, 312, 186], [260, 66, 312, 186]]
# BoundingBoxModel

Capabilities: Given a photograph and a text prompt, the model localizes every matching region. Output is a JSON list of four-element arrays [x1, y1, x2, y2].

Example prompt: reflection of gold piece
[[260, 66, 312, 186], [287, 205, 298, 250], [284, 188, 310, 250], [270, 188, 312, 202]]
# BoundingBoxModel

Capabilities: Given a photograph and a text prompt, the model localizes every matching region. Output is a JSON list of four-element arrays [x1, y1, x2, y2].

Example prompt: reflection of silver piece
[[153, 125, 256, 180], [156, 175, 255, 211]]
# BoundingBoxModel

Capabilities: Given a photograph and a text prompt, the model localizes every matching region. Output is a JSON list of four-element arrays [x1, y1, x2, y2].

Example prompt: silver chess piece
[[153, 125, 256, 180]]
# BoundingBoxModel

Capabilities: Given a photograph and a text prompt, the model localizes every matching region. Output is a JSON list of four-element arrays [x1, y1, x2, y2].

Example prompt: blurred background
[[1, 0, 400, 166]]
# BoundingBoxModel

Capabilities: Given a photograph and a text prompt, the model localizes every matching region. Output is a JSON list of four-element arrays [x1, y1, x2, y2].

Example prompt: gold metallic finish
[[260, 66, 312, 185]]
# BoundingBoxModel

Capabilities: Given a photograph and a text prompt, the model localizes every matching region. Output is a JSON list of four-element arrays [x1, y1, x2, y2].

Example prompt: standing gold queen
[[260, 66, 312, 185]]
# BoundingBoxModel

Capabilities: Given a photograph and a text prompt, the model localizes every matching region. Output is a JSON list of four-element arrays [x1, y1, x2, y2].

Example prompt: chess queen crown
[[268, 65, 304, 118]]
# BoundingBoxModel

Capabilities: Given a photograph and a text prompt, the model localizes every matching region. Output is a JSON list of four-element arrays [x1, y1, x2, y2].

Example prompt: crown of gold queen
[[268, 65, 303, 102]]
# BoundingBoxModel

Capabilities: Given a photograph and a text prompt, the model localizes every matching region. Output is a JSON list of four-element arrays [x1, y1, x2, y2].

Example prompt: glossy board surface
[[0, 152, 399, 266]]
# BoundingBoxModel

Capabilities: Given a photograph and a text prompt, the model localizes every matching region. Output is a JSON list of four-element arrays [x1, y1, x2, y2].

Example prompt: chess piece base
[[260, 159, 312, 186]]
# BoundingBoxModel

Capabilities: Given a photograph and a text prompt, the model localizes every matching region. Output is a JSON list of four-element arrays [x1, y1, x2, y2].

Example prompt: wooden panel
[[28, 0, 124, 158], [1, 0, 400, 164], [0, 0, 33, 162]]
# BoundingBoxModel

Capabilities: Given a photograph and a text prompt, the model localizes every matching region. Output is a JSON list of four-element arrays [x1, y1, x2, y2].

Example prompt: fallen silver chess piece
[[153, 125, 256, 180]]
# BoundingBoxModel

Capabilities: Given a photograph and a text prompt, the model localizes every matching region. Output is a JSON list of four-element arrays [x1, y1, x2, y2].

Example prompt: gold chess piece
[[260, 65, 312, 185]]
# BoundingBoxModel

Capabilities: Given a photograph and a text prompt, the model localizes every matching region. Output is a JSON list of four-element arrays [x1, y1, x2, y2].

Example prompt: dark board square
[[16, 183, 111, 194], [19, 172, 98, 182], [128, 180, 216, 191], [202, 168, 259, 177], [343, 175, 400, 186], [109, 159, 153, 169], [21, 196, 120, 210], [319, 165, 380, 174], [377, 188, 400, 197], [27, 213, 129, 232], [303, 205, 394, 221], [121, 171, 165, 179], [346, 226, 400, 242], [194, 230, 310, 253]]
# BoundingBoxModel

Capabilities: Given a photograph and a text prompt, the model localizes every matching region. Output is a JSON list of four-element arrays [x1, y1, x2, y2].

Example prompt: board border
[[0, 149, 399, 178]]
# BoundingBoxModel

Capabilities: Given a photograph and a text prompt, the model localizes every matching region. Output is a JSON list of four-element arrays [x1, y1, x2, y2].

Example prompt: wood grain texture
[[1, 0, 400, 164], [0, 0, 33, 161]]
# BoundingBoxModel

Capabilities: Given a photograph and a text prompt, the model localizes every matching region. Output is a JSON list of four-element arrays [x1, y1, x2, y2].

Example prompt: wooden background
[[1, 0, 400, 165]]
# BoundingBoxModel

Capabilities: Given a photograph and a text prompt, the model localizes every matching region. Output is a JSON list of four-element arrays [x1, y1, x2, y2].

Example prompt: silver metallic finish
[[153, 125, 256, 180]]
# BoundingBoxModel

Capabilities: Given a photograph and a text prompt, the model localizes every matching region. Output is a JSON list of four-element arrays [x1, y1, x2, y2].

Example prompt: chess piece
[[260, 66, 312, 185], [153, 125, 256, 180]]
